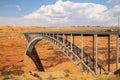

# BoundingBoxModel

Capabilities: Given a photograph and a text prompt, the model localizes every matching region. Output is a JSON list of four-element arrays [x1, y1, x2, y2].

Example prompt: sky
[[0, 0, 120, 27]]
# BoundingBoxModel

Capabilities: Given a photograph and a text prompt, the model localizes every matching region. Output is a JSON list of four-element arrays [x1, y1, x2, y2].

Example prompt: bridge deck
[[24, 30, 120, 35]]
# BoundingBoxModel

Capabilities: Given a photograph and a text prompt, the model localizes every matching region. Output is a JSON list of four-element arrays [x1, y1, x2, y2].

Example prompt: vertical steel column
[[81, 34, 84, 72], [95, 34, 98, 74], [73, 35, 74, 46], [45, 33, 47, 36], [39, 33, 41, 36], [92, 35, 95, 68], [81, 34, 83, 59], [52, 33, 54, 43], [63, 34, 65, 45], [54, 34, 56, 45], [43, 33, 45, 36], [62, 34, 65, 52], [53, 33, 55, 38], [40, 33, 42, 36], [49, 33, 50, 36], [41, 33, 43, 36], [108, 35, 110, 72], [56, 34, 58, 44], [43, 33, 44, 36], [71, 34, 73, 51], [24, 34, 30, 42], [57, 34, 59, 41], [116, 34, 119, 70]]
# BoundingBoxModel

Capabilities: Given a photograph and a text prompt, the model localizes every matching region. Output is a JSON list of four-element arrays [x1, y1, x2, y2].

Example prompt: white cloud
[[0, 16, 54, 26], [0, 0, 120, 26], [24, 0, 111, 26], [107, 5, 120, 17], [108, 0, 120, 4]]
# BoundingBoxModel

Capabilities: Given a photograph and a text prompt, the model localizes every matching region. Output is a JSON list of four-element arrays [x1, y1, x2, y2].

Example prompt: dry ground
[[0, 26, 120, 79]]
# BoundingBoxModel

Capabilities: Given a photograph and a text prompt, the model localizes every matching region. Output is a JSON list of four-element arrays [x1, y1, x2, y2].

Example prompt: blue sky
[[0, 0, 57, 17], [0, 0, 120, 26], [0, 0, 113, 17]]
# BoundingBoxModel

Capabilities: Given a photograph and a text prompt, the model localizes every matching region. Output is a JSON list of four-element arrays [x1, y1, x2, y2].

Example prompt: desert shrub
[[2, 74, 15, 80], [33, 73, 40, 78], [33, 73, 42, 80], [47, 74, 53, 80], [38, 76, 43, 80], [94, 75, 103, 80], [21, 73, 26, 78], [64, 69, 70, 77], [2, 76, 10, 80]]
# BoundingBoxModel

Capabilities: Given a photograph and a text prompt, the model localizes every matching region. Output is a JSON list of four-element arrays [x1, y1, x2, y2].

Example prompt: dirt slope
[[0, 26, 120, 77]]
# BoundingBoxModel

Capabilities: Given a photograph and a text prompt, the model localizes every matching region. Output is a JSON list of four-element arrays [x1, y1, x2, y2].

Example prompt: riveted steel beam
[[71, 34, 73, 52], [108, 35, 110, 72], [95, 34, 98, 74], [81, 34, 84, 72], [63, 34, 65, 45], [116, 34, 119, 70], [92, 35, 95, 69]]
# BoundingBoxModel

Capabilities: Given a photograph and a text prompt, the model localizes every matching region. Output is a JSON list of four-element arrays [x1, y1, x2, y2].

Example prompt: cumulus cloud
[[24, 0, 120, 26], [108, 0, 120, 4], [107, 5, 120, 17], [25, 1, 103, 25]]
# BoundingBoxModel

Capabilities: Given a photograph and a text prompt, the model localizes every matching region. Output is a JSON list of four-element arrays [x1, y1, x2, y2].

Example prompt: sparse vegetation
[[2, 76, 10, 80], [31, 73, 43, 80], [47, 74, 56, 80], [94, 75, 104, 80], [38, 76, 43, 80], [64, 69, 70, 77], [80, 74, 120, 80], [0, 26, 120, 80], [21, 73, 26, 78], [2, 74, 15, 80], [1, 72, 120, 80]]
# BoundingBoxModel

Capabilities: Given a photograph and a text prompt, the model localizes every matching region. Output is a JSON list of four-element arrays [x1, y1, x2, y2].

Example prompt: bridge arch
[[26, 36, 43, 56], [26, 36, 73, 72]]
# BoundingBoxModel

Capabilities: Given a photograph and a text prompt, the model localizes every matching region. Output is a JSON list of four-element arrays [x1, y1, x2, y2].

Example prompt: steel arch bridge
[[24, 31, 120, 75]]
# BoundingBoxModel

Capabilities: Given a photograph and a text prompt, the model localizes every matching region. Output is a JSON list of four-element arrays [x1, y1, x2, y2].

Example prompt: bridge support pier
[[71, 34, 73, 52], [92, 35, 95, 71], [81, 34, 84, 72], [108, 35, 110, 72], [95, 34, 98, 74], [116, 34, 119, 70], [63, 34, 65, 45]]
